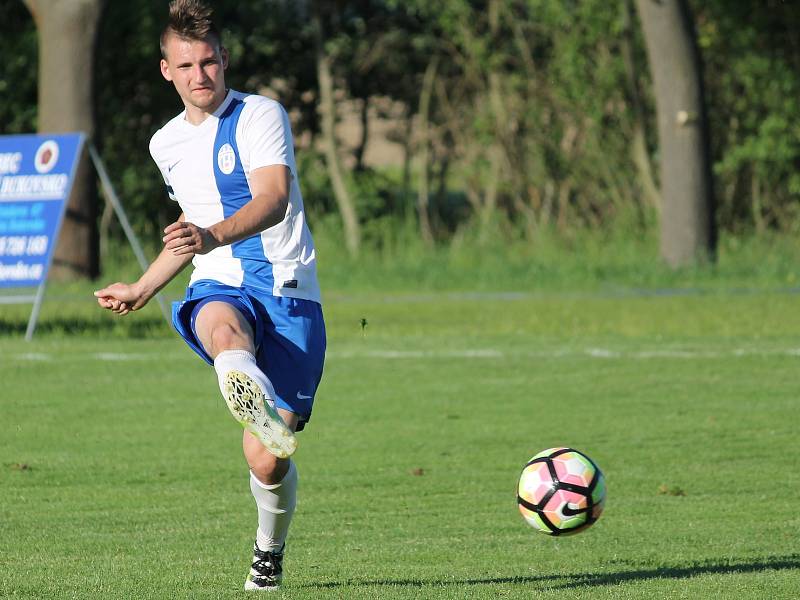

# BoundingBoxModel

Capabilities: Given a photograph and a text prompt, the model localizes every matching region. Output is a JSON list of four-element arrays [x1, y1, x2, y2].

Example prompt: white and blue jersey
[[149, 90, 325, 429], [150, 89, 320, 303]]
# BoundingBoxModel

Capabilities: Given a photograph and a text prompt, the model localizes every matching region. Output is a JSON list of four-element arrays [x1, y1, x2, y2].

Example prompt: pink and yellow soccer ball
[[517, 447, 606, 536]]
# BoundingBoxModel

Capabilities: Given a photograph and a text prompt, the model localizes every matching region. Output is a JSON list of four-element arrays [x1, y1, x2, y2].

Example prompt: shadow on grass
[[299, 554, 800, 590], [0, 317, 171, 338]]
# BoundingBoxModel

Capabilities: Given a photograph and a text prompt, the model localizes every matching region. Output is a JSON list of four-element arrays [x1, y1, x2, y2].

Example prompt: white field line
[[4, 347, 800, 363], [15, 352, 52, 361], [345, 347, 800, 360], [92, 352, 154, 361], [349, 349, 505, 359]]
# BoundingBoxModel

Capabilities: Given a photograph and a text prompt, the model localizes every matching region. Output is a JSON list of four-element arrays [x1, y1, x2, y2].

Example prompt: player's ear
[[160, 58, 173, 82], [220, 46, 229, 70]]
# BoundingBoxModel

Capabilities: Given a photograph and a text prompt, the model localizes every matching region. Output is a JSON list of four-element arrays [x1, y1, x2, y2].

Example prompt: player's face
[[160, 35, 228, 116]]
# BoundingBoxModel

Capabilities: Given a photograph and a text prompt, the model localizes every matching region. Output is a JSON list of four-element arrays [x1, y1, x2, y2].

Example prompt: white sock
[[213, 349, 277, 403], [250, 461, 298, 551]]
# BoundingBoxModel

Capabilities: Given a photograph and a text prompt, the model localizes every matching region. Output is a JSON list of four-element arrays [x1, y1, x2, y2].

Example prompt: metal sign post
[[88, 143, 172, 325]]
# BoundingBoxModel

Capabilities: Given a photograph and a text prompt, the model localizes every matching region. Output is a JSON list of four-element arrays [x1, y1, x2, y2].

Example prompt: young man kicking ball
[[94, 0, 325, 591]]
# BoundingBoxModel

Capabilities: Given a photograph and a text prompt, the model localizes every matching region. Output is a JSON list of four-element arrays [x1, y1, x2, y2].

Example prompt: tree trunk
[[399, 113, 413, 220], [621, 0, 661, 217], [482, 0, 503, 237], [635, 0, 715, 266], [24, 0, 102, 279], [354, 97, 369, 172], [312, 4, 360, 257], [416, 56, 438, 247]]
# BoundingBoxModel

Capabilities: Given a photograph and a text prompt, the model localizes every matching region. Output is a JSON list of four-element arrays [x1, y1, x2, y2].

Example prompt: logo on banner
[[34, 140, 59, 174], [217, 143, 236, 175]]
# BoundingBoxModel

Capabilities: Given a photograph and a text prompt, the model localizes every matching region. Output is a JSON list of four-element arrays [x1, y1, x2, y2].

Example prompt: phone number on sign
[[0, 235, 48, 257]]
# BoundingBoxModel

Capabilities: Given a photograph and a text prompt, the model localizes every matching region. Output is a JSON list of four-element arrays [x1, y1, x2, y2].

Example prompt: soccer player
[[94, 0, 325, 591]]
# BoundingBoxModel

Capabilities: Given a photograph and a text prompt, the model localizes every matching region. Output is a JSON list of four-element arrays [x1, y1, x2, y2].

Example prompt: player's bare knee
[[249, 454, 290, 486], [209, 322, 247, 355]]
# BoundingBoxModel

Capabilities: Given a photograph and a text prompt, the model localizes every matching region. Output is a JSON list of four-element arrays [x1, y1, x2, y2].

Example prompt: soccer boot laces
[[244, 543, 284, 591], [223, 370, 297, 458]]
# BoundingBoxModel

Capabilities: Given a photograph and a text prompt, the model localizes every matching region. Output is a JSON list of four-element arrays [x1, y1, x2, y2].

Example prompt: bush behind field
[[313, 215, 800, 293], [6, 1, 800, 241]]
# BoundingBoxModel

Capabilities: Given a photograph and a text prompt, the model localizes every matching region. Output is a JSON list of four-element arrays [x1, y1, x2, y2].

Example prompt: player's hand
[[93, 282, 147, 316], [162, 220, 219, 256]]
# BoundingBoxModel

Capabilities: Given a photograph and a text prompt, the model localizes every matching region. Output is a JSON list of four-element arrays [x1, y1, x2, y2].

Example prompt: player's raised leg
[[193, 300, 297, 458], [194, 299, 300, 591]]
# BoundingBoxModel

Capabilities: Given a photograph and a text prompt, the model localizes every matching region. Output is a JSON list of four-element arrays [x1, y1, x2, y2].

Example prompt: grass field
[[1, 286, 800, 598]]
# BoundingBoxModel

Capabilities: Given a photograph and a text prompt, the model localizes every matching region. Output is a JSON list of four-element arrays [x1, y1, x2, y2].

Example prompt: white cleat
[[223, 370, 297, 458]]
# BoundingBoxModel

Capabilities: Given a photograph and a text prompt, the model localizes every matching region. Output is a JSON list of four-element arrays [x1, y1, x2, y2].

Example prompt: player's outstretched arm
[[95, 213, 193, 316], [162, 165, 290, 255]]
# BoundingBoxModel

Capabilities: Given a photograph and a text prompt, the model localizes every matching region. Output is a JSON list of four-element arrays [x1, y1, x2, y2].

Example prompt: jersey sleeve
[[156, 164, 178, 202], [240, 99, 293, 175], [149, 131, 178, 202]]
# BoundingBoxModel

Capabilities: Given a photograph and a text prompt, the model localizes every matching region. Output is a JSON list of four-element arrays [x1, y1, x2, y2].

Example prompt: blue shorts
[[172, 280, 326, 431]]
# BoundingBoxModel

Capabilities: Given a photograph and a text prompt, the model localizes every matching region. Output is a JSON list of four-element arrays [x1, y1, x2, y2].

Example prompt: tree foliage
[[0, 0, 38, 133], [2, 0, 799, 252], [694, 0, 800, 232]]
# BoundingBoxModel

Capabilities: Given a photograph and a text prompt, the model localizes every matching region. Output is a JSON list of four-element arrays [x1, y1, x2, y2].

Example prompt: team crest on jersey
[[217, 143, 236, 175], [34, 140, 59, 174]]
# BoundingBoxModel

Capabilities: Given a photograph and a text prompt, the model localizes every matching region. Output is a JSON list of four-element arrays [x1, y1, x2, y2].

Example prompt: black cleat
[[244, 543, 284, 591]]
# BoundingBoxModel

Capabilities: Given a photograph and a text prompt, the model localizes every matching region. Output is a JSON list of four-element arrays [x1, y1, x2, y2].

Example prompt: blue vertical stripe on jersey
[[213, 96, 275, 291]]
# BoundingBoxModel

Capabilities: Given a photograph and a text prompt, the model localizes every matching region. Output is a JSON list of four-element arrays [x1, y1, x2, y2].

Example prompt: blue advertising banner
[[0, 133, 84, 288]]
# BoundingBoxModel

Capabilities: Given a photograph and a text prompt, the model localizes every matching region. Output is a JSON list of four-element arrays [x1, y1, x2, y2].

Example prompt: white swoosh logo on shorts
[[296, 392, 312, 400]]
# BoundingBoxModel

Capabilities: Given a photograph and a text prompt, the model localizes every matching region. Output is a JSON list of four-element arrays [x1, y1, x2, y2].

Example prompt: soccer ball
[[517, 447, 606, 536]]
